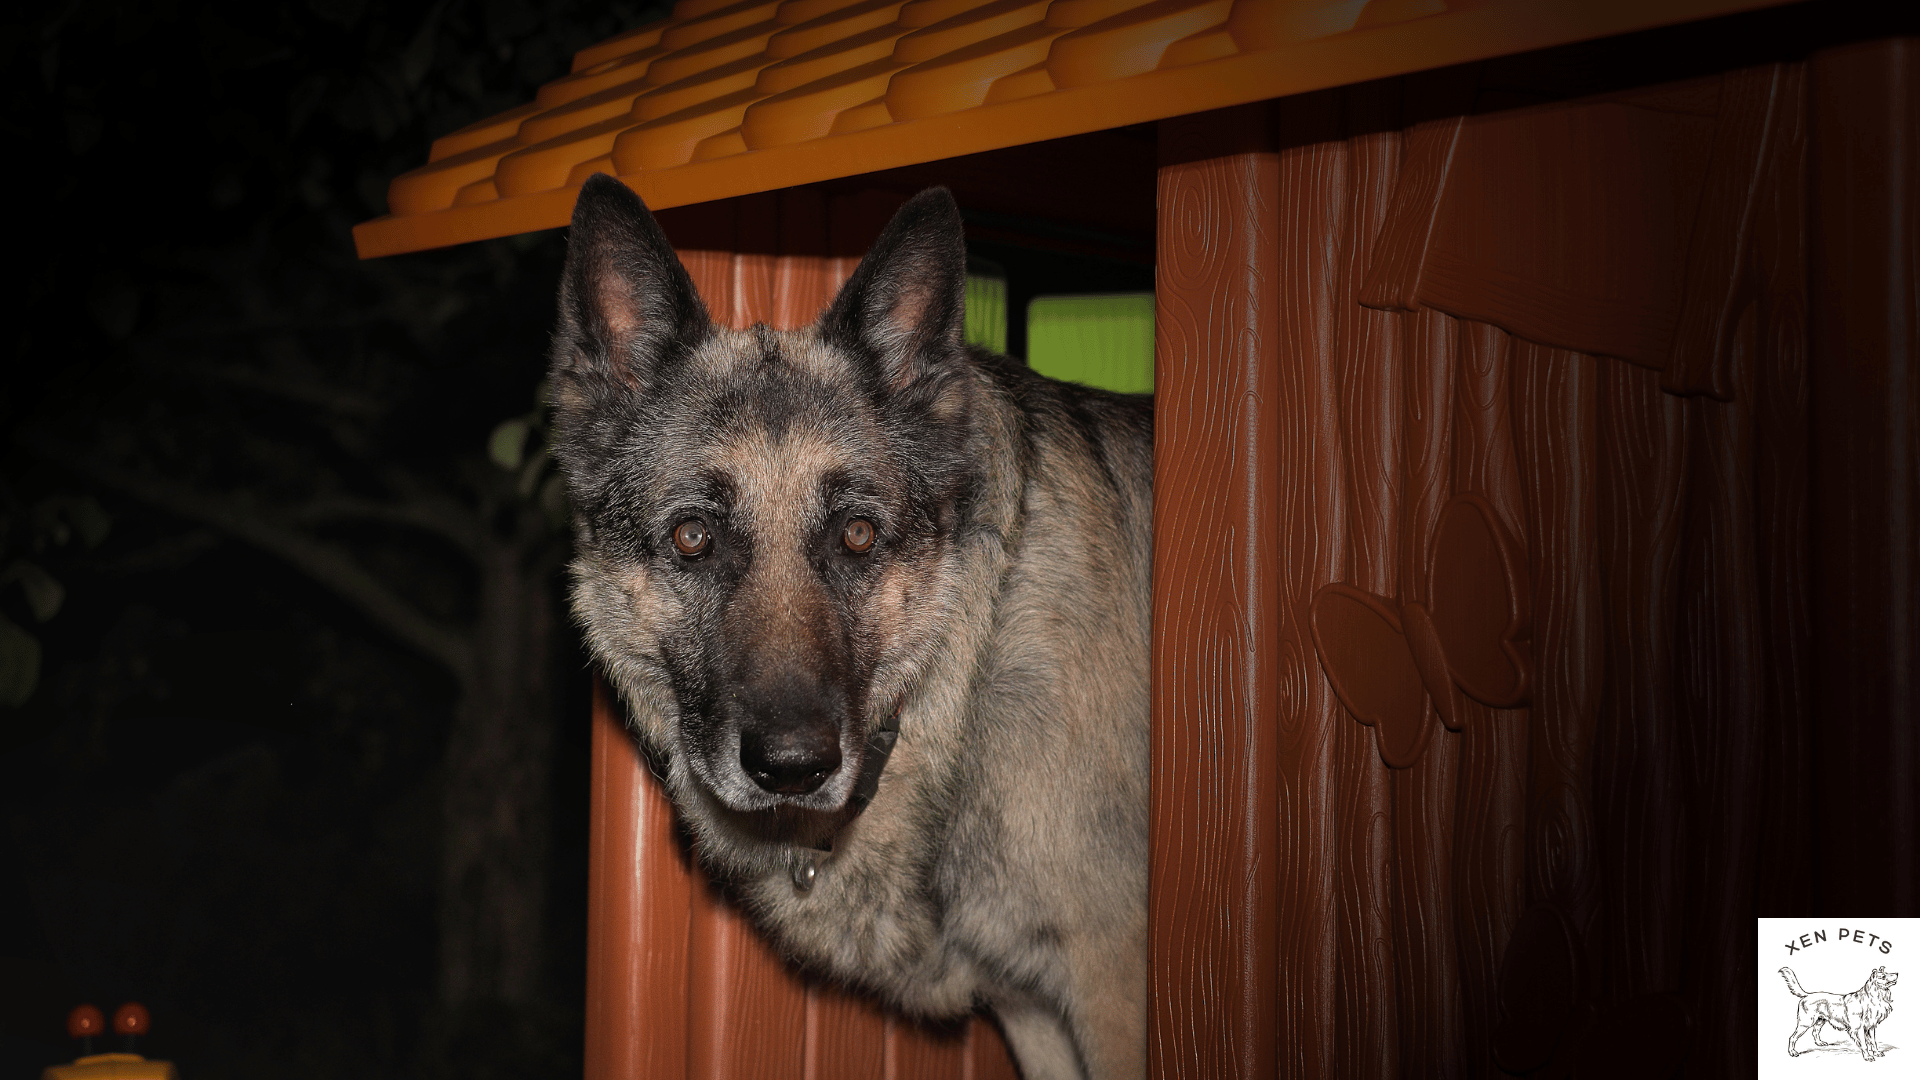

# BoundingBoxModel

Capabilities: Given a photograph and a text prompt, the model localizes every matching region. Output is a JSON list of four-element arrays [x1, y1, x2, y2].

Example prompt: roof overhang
[[353, 0, 1795, 259]]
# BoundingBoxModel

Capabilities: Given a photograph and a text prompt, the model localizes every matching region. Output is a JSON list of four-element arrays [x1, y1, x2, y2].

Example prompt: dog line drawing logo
[[1781, 965, 1899, 1061]]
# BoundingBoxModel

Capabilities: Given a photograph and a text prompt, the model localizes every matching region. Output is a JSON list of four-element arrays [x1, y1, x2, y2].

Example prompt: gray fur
[[550, 175, 1151, 1079]]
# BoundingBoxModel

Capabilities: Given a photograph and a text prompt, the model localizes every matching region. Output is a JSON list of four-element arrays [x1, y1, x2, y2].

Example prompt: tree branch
[[31, 439, 477, 683], [291, 492, 485, 558]]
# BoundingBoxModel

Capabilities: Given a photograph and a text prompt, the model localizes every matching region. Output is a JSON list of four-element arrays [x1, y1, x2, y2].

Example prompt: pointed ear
[[551, 174, 708, 407], [821, 188, 968, 389]]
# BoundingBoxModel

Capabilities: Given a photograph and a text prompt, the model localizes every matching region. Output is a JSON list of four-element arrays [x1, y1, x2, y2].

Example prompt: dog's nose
[[740, 723, 841, 795]]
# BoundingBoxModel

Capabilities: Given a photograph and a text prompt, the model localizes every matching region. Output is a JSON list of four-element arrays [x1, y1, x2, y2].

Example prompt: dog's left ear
[[822, 188, 967, 390]]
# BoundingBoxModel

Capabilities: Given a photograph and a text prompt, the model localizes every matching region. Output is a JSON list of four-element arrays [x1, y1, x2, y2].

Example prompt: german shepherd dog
[[1782, 965, 1899, 1061], [549, 175, 1152, 1079]]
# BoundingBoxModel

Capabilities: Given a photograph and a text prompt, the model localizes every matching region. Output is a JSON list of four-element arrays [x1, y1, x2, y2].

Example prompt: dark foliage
[[2, 1, 667, 1076]]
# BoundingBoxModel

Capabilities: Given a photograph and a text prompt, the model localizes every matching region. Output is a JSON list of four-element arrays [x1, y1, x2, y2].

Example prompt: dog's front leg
[[1062, 935, 1146, 1080], [994, 999, 1082, 1080]]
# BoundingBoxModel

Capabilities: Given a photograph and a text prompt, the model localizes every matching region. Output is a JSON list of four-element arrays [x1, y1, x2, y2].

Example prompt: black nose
[[740, 724, 841, 795]]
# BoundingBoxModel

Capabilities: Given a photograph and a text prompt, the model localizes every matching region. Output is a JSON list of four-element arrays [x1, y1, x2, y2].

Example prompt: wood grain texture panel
[[714, 194, 780, 328], [770, 256, 840, 329], [1446, 321, 1529, 1079], [1327, 102, 1400, 1080], [1665, 59, 1810, 1080], [1392, 304, 1463, 1078], [1313, 92, 1405, 1076], [1264, 97, 1349, 1080], [730, 253, 781, 328], [804, 985, 885, 1080], [587, 677, 692, 1080], [1664, 64, 1790, 400], [1747, 63, 1813, 919], [1675, 341, 1766, 1080], [686, 890, 809, 1079], [958, 1016, 1020, 1080], [680, 250, 737, 325], [1508, 342, 1604, 977], [1807, 37, 1920, 916], [1591, 359, 1689, 1012], [796, 987, 1017, 1080], [882, 1016, 966, 1080], [1357, 116, 1465, 313], [1419, 104, 1714, 369], [1149, 102, 1282, 1080]]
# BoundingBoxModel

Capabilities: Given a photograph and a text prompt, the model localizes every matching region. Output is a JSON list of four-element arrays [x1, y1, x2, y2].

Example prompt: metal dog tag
[[791, 851, 819, 892]]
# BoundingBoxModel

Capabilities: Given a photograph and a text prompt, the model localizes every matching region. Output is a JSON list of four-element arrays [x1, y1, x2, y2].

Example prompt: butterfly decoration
[[1309, 492, 1532, 767]]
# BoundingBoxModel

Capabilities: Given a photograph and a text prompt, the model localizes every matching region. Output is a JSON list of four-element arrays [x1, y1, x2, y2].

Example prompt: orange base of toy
[[42, 1053, 179, 1080]]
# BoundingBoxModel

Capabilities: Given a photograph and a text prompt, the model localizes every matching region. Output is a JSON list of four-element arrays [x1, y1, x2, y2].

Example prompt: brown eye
[[673, 519, 710, 557], [842, 518, 875, 553]]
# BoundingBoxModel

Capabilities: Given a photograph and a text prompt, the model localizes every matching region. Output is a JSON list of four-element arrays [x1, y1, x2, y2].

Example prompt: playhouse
[[356, 0, 1918, 1074]]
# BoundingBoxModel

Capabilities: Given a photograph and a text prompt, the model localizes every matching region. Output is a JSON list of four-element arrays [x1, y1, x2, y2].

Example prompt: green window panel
[[1027, 293, 1154, 394], [963, 272, 1008, 356]]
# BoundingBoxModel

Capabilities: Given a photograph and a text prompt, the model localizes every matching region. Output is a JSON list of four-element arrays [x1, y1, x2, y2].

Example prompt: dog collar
[[790, 706, 901, 892]]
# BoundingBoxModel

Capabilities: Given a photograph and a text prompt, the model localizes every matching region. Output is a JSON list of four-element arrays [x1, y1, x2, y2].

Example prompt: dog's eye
[[673, 519, 710, 557], [843, 518, 875, 553]]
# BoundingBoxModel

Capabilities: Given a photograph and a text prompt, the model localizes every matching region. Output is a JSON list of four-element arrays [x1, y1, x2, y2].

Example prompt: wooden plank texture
[[1392, 306, 1464, 1078], [1262, 95, 1350, 1080], [1663, 64, 1791, 399], [586, 677, 692, 1080], [1447, 320, 1530, 1080], [1807, 36, 1920, 917], [1748, 63, 1813, 921], [1506, 341, 1605, 1060], [1591, 359, 1689, 1017], [1149, 102, 1283, 1080], [1328, 94, 1404, 1080]]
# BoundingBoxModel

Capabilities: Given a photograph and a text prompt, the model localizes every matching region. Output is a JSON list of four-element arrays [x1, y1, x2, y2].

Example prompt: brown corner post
[[585, 677, 691, 1080], [1150, 104, 1283, 1079], [1807, 38, 1920, 916]]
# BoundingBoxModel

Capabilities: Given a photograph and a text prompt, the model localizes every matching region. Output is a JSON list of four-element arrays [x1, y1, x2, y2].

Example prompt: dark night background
[[0, 2, 1155, 1077], [0, 2, 668, 1076]]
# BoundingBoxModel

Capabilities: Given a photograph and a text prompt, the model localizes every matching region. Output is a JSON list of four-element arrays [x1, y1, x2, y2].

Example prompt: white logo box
[[1758, 917, 1915, 1076]]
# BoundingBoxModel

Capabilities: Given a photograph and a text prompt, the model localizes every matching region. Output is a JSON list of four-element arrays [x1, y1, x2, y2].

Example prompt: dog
[[548, 174, 1153, 1079], [1782, 965, 1899, 1061]]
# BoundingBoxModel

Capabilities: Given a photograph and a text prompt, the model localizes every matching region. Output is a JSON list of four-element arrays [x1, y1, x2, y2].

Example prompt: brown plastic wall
[[1147, 52, 1843, 1076], [1807, 39, 1920, 919], [1149, 103, 1284, 1080]]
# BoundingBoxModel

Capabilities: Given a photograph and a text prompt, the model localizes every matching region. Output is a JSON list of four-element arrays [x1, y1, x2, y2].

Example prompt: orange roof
[[354, 0, 1788, 258]]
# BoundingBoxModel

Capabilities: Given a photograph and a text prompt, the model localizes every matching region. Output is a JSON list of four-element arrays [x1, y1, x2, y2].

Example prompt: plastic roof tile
[[355, 0, 1792, 258]]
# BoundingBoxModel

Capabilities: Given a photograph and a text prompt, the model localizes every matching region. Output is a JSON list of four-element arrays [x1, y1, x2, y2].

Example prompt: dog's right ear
[[551, 174, 709, 406]]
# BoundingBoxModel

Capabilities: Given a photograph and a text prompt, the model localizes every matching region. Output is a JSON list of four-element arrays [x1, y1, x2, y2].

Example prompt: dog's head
[[549, 175, 993, 830], [1872, 967, 1899, 990]]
